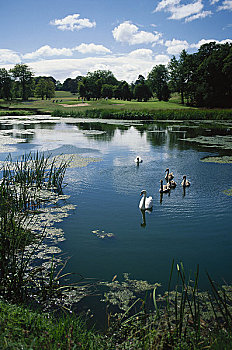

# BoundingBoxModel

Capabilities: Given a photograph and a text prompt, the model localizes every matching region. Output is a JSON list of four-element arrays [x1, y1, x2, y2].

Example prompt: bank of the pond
[[1, 287, 232, 350], [0, 300, 105, 350], [0, 109, 35, 116], [51, 108, 232, 121]]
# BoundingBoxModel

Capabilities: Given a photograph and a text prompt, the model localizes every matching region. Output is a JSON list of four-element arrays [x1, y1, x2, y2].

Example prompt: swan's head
[[165, 168, 169, 172], [140, 190, 147, 196], [160, 180, 163, 184], [183, 175, 186, 179]]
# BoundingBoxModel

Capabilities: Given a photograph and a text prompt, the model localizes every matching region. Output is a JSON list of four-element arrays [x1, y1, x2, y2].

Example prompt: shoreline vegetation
[[0, 152, 232, 349], [0, 92, 232, 120]]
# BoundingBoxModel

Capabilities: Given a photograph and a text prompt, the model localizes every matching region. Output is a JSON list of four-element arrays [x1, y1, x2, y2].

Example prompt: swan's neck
[[160, 182, 163, 191], [141, 193, 146, 209]]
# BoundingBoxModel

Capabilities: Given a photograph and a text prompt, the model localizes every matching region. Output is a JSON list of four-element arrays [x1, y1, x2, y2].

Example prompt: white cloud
[[165, 39, 189, 54], [185, 10, 212, 22], [69, 70, 82, 78], [73, 43, 111, 54], [217, 0, 232, 11], [168, 1, 204, 20], [154, 0, 181, 12], [191, 38, 232, 48], [23, 45, 73, 59], [50, 14, 96, 31], [0, 52, 170, 83], [0, 49, 21, 64], [210, 0, 219, 4], [112, 21, 162, 45], [22, 43, 111, 60], [153, 54, 170, 65], [128, 49, 153, 59], [154, 0, 211, 22]]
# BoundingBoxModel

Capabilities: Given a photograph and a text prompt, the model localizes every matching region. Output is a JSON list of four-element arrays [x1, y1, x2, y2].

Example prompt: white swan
[[159, 180, 170, 193], [139, 190, 153, 210], [134, 156, 143, 164], [181, 175, 190, 187], [165, 168, 174, 181]]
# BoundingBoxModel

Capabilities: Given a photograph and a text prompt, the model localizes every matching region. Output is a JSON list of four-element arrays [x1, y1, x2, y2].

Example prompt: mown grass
[[0, 93, 192, 115], [1, 93, 232, 120]]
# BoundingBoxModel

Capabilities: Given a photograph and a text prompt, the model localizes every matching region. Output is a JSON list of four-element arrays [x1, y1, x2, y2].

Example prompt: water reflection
[[140, 208, 152, 228], [0, 116, 232, 289]]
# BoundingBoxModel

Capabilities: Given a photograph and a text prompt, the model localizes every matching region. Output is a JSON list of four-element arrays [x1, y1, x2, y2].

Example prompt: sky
[[0, 0, 231, 83]]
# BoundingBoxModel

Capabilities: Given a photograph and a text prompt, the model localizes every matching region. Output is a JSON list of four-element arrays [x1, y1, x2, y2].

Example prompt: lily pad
[[92, 229, 115, 239]]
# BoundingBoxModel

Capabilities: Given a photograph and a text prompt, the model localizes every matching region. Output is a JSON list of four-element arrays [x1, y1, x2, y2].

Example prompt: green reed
[[0, 152, 69, 303], [52, 108, 232, 121], [105, 262, 232, 349]]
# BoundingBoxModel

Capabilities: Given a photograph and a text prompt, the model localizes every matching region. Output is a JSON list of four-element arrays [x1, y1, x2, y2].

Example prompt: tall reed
[[0, 152, 69, 303]]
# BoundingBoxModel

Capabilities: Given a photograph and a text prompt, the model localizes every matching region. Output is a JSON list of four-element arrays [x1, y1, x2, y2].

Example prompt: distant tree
[[55, 80, 63, 91], [101, 84, 113, 99], [62, 78, 78, 93], [35, 78, 55, 100], [0, 68, 12, 100], [10, 64, 34, 100], [147, 65, 170, 101], [35, 78, 47, 99], [121, 81, 132, 100], [44, 79, 55, 99], [86, 70, 118, 86], [78, 81, 86, 99], [133, 76, 152, 102]]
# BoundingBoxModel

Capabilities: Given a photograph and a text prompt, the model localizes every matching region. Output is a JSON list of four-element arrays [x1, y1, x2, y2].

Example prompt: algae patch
[[100, 273, 160, 311], [180, 135, 232, 150], [50, 153, 101, 168], [223, 188, 232, 196], [92, 229, 115, 239], [201, 156, 232, 164]]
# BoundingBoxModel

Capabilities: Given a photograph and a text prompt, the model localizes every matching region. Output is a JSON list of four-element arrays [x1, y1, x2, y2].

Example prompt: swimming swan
[[134, 156, 143, 164], [159, 180, 170, 193], [139, 190, 153, 210], [181, 175, 190, 187], [165, 168, 174, 181]]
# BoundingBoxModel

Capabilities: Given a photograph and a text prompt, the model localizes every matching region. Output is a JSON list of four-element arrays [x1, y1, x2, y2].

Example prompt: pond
[[0, 115, 232, 292]]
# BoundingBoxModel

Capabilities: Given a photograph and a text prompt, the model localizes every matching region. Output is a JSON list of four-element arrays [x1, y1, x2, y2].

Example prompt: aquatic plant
[[102, 263, 232, 349], [51, 108, 232, 121], [0, 152, 79, 306]]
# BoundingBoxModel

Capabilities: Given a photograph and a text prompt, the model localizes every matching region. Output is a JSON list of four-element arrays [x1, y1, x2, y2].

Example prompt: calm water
[[1, 116, 232, 290]]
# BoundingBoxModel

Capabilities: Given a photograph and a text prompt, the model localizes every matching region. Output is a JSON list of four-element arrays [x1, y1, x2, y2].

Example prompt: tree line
[[0, 42, 231, 107], [0, 64, 56, 101]]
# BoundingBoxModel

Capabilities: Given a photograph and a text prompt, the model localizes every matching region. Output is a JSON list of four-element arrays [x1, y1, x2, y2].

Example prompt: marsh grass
[[0, 152, 71, 304], [51, 108, 232, 121], [103, 263, 232, 349]]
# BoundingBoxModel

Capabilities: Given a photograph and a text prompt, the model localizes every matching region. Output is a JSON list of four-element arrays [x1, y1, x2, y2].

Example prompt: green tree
[[10, 64, 34, 100], [35, 79, 55, 100], [35, 78, 47, 100], [0, 68, 12, 100], [134, 75, 152, 102], [147, 65, 170, 101], [44, 79, 55, 99], [101, 84, 113, 99], [78, 81, 86, 100]]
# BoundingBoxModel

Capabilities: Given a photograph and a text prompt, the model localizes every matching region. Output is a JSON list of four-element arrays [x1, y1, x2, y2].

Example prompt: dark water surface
[[1, 116, 232, 291]]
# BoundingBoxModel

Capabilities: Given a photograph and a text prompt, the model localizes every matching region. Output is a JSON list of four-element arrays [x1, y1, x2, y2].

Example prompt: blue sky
[[0, 0, 231, 82]]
